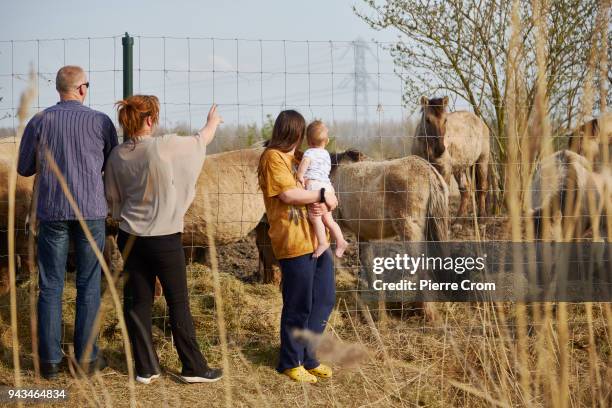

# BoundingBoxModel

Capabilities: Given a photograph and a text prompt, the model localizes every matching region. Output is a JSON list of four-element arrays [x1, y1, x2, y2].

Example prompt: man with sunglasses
[[17, 65, 118, 379]]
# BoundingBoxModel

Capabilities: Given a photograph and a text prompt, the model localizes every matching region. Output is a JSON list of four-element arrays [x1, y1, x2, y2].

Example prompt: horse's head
[[330, 149, 368, 173], [417, 96, 448, 160], [569, 117, 601, 161]]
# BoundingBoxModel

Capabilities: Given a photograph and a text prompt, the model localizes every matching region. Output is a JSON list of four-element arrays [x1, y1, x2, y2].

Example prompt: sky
[[1, 0, 412, 133], [2, 0, 397, 42]]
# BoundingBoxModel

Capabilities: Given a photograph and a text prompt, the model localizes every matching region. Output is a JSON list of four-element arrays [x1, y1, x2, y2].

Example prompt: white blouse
[[104, 133, 206, 236]]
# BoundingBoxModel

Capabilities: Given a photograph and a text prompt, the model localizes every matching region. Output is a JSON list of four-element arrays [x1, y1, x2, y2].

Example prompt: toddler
[[297, 120, 348, 258]]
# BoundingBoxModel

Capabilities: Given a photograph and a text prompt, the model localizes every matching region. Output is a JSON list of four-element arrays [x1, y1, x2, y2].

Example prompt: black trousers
[[118, 230, 208, 376]]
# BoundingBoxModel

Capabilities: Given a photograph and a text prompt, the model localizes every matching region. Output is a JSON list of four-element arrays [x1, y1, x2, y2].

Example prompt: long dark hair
[[258, 110, 305, 176], [265, 110, 305, 152]]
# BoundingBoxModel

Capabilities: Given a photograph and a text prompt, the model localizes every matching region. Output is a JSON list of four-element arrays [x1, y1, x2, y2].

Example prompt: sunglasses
[[76, 82, 90, 90]]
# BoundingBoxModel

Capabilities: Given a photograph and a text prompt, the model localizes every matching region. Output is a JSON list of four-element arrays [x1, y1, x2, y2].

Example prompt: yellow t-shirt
[[258, 149, 316, 259]]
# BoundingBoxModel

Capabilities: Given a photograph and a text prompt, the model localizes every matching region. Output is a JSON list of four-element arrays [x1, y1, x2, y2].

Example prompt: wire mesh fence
[[0, 33, 609, 351]]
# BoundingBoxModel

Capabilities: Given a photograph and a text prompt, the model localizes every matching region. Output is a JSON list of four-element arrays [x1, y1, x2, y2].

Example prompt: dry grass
[[0, 265, 610, 407]]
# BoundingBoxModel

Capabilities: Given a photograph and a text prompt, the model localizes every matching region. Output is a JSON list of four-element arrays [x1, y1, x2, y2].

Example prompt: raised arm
[[197, 104, 223, 146], [164, 104, 223, 157]]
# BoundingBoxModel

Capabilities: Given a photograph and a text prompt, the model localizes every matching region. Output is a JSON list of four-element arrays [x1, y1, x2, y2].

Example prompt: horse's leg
[[455, 171, 469, 220], [255, 219, 281, 284], [434, 154, 453, 186], [391, 214, 425, 242], [476, 155, 489, 217], [362, 240, 388, 321], [390, 208, 437, 321], [358, 239, 375, 290]]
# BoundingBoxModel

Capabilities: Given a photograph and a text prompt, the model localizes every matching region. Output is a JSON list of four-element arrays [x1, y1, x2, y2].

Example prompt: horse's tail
[[426, 164, 450, 242]]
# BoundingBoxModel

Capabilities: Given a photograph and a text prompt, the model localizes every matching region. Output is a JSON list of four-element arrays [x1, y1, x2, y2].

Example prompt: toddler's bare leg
[[322, 212, 348, 258], [309, 212, 330, 258]]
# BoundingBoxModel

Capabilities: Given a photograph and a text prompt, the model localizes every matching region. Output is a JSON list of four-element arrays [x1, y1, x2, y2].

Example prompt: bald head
[[56, 65, 86, 93]]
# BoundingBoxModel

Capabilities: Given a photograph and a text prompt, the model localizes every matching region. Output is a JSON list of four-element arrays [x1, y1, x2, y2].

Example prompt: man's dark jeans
[[37, 219, 105, 364]]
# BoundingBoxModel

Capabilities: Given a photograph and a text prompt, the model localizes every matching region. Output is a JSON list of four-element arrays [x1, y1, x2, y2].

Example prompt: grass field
[[0, 202, 610, 407]]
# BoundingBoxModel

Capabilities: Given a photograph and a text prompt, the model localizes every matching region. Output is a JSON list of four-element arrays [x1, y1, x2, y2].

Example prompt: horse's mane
[[330, 149, 368, 168]]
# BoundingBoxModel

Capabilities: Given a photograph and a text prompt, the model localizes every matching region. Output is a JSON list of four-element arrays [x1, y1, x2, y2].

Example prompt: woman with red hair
[[105, 95, 223, 385]]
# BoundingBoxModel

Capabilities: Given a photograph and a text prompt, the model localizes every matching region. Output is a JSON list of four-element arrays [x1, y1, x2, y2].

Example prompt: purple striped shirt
[[17, 100, 118, 221]]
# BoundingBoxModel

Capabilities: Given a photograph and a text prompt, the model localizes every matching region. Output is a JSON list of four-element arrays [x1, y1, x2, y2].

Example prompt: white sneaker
[[136, 373, 160, 384]]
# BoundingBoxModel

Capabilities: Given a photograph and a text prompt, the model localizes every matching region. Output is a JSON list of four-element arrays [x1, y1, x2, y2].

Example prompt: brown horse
[[568, 111, 611, 172], [412, 96, 490, 218]]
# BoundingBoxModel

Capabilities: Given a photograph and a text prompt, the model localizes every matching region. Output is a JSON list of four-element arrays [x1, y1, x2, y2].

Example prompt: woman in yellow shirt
[[258, 110, 338, 383]]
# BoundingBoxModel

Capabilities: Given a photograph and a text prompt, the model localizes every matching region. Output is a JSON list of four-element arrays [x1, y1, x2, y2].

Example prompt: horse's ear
[[420, 96, 429, 106], [442, 96, 449, 107]]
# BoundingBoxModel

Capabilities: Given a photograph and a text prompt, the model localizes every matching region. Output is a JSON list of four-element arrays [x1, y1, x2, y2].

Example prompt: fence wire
[[0, 34, 609, 347]]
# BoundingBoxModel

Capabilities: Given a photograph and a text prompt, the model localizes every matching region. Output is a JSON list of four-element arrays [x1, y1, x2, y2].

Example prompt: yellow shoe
[[282, 366, 317, 383], [307, 364, 332, 379]]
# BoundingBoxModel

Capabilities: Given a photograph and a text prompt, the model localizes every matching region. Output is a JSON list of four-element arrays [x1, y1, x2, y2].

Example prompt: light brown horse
[[0, 139, 36, 294], [331, 150, 449, 243], [531, 149, 610, 241], [330, 150, 449, 320], [0, 143, 268, 289], [184, 146, 266, 247], [568, 111, 611, 172], [257, 150, 450, 265], [412, 96, 490, 218], [331, 150, 449, 285]]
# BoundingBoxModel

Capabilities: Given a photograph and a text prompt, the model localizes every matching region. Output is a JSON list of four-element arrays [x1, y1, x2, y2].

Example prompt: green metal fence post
[[122, 32, 133, 100]]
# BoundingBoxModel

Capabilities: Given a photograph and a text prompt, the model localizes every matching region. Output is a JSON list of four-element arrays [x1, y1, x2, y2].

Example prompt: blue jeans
[[37, 219, 105, 364], [277, 250, 336, 372]]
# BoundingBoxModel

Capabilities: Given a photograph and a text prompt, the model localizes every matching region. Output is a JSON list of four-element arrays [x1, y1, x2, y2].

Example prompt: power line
[[338, 37, 378, 129]]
